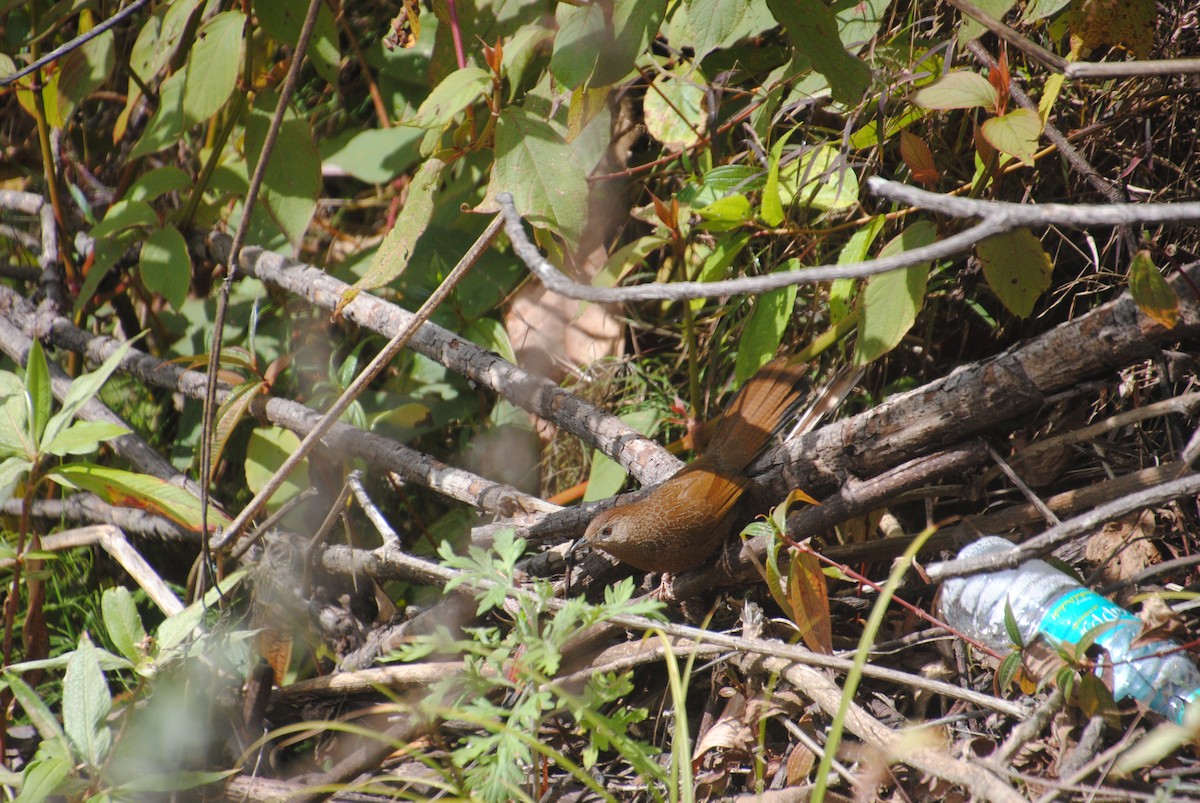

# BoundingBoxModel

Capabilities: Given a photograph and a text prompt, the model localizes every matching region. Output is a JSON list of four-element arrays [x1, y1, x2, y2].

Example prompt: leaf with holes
[[182, 11, 244, 122], [644, 69, 707, 148], [1067, 0, 1155, 57], [976, 228, 1053, 317]]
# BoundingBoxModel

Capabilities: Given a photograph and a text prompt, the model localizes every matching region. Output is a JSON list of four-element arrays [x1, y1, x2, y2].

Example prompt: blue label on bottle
[[1038, 588, 1138, 648]]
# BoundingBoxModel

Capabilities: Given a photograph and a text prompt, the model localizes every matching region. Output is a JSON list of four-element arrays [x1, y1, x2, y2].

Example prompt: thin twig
[[497, 182, 1200, 303]]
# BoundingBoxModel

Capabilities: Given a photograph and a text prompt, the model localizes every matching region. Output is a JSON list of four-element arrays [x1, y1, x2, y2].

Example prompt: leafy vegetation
[[2, 0, 1200, 798]]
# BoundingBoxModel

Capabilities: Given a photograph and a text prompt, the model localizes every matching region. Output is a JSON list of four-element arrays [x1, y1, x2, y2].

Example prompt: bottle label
[[1038, 587, 1138, 649]]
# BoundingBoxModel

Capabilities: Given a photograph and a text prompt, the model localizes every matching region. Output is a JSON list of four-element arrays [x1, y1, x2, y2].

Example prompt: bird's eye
[[601, 525, 613, 536]]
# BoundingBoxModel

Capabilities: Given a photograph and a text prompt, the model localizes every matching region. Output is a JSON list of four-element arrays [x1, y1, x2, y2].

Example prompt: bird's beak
[[565, 535, 585, 564]]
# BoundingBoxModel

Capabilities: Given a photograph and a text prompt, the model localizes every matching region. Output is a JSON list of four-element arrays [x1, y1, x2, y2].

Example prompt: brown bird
[[579, 358, 860, 574]]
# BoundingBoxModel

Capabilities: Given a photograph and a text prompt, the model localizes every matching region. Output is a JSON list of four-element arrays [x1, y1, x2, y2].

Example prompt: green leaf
[[831, 215, 885, 323], [115, 769, 238, 794], [25, 338, 51, 448], [465, 318, 518, 366], [355, 158, 444, 291], [44, 420, 130, 457], [140, 225, 192, 310], [550, 0, 666, 89], [244, 92, 320, 248], [695, 193, 751, 229], [689, 232, 749, 311], [980, 107, 1041, 167], [182, 11, 244, 122], [778, 145, 860, 211], [322, 127, 423, 184], [976, 228, 1053, 318], [1113, 718, 1197, 775], [56, 29, 115, 123], [0, 394, 34, 459], [50, 464, 231, 532], [73, 231, 138, 318], [63, 635, 113, 768], [761, 127, 802, 226], [959, 0, 1018, 40], [101, 586, 147, 665], [153, 0, 204, 79], [1128, 249, 1179, 329], [680, 0, 751, 58], [408, 66, 491, 129], [493, 107, 588, 248], [677, 165, 761, 207], [854, 220, 936, 365], [548, 3, 606, 89], [15, 748, 73, 803], [0, 456, 33, 498], [911, 71, 997, 110], [245, 426, 309, 511], [594, 235, 670, 289], [1003, 598, 1024, 647], [0, 371, 22, 399], [90, 199, 159, 239], [130, 70, 186, 158], [155, 600, 204, 654], [5, 671, 66, 742], [598, 0, 666, 87], [765, 0, 871, 105], [735, 260, 798, 384], [128, 5, 165, 84], [997, 650, 1022, 693], [41, 337, 138, 451], [1022, 0, 1073, 21], [837, 0, 891, 51], [643, 68, 707, 148], [127, 166, 192, 202]]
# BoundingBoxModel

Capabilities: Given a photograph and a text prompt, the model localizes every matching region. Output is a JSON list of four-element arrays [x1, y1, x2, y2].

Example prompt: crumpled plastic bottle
[[939, 535, 1200, 723]]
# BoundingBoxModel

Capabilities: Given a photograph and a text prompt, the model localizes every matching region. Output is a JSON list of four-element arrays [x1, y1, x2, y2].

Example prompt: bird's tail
[[706, 358, 862, 473]]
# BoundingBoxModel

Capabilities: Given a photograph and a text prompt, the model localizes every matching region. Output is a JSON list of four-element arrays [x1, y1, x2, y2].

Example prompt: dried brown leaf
[[1085, 511, 1159, 585]]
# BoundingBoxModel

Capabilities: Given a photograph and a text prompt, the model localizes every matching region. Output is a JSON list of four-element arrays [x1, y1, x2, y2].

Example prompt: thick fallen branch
[[2, 494, 190, 542]]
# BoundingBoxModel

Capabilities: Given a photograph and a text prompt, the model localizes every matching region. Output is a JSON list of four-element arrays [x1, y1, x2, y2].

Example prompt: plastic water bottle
[[939, 535, 1200, 723]]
